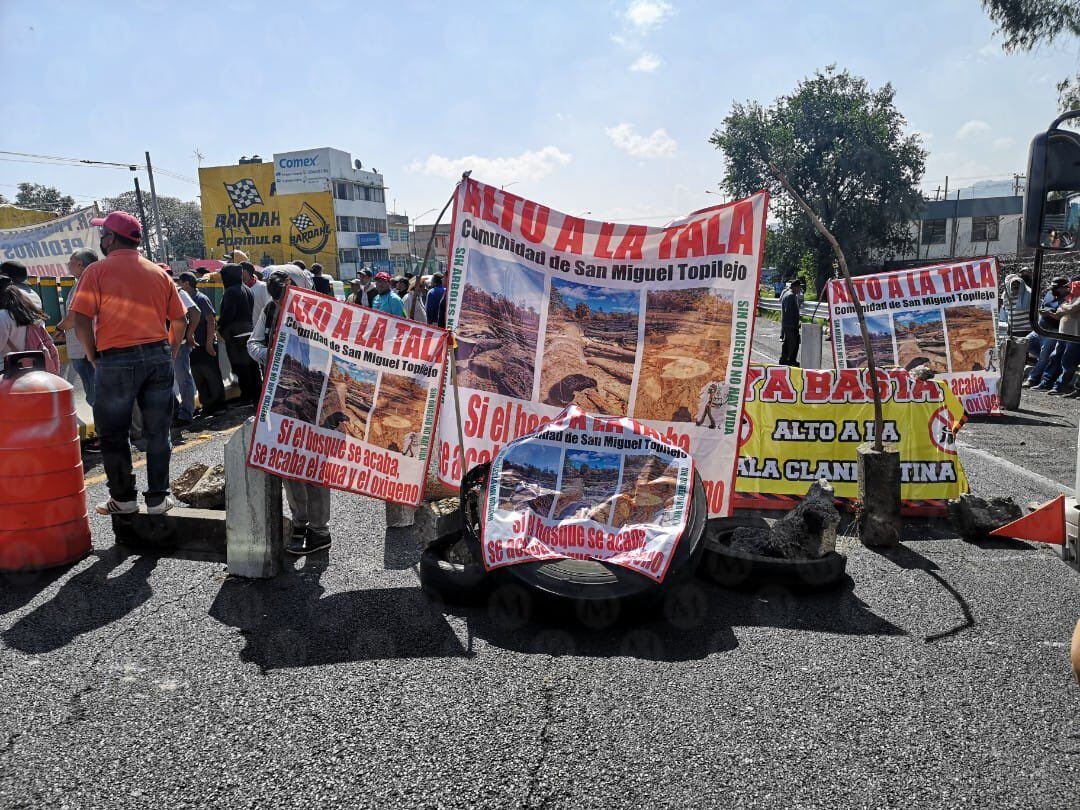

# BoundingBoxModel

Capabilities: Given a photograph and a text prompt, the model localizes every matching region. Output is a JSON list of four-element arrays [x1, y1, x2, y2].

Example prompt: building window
[[922, 219, 947, 245], [357, 217, 387, 234], [335, 182, 350, 200], [336, 216, 349, 232], [971, 215, 999, 242], [339, 248, 358, 264]]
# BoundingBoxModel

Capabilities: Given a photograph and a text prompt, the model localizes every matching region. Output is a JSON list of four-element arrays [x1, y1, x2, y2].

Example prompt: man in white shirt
[[58, 250, 99, 405], [242, 261, 271, 321]]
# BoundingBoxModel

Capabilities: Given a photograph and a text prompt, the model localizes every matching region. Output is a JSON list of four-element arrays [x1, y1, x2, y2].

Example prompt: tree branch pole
[[409, 187, 457, 321], [769, 162, 885, 452]]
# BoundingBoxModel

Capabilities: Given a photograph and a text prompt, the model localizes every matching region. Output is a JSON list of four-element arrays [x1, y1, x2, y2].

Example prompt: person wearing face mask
[[248, 266, 333, 555], [67, 211, 187, 517]]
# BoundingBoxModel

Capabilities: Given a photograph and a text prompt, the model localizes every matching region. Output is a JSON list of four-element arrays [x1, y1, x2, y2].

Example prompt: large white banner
[[827, 258, 1000, 415], [0, 207, 100, 277], [437, 178, 767, 517]]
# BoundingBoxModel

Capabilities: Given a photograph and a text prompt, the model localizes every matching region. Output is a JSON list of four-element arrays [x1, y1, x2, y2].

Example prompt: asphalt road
[[1, 317, 1078, 809]]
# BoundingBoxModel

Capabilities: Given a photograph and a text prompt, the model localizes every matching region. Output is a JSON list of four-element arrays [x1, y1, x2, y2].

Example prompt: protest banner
[[438, 177, 767, 517], [826, 258, 1000, 415], [482, 405, 695, 582], [735, 365, 969, 514], [0, 206, 100, 277], [247, 286, 449, 507]]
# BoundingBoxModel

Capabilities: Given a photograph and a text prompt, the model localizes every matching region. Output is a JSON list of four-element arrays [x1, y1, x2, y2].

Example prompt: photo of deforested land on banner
[[367, 371, 430, 457], [540, 279, 640, 414], [635, 287, 733, 423], [270, 334, 330, 424], [943, 301, 997, 372], [496, 441, 562, 518], [317, 358, 377, 440], [610, 454, 680, 529], [893, 308, 949, 372], [551, 449, 622, 524], [839, 314, 896, 368], [456, 250, 544, 400]]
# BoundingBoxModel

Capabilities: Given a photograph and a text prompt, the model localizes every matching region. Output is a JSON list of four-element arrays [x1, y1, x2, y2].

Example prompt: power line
[[0, 150, 137, 169]]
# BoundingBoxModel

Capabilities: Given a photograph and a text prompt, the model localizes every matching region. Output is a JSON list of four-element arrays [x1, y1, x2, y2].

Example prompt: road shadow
[[870, 543, 975, 642], [0, 565, 74, 618], [208, 554, 465, 671], [446, 572, 903, 662], [965, 410, 1071, 428], [383, 526, 421, 570], [2, 546, 158, 654]]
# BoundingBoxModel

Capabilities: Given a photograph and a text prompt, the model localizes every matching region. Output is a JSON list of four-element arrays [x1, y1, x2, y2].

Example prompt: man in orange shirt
[[69, 211, 187, 516]]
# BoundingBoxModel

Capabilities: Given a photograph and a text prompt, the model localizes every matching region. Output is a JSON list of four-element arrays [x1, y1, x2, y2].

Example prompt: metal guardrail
[[757, 297, 829, 319]]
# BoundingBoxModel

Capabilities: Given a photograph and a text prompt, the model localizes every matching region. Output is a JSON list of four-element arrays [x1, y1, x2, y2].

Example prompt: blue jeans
[[1027, 338, 1060, 385], [71, 356, 96, 407], [1046, 341, 1080, 391], [93, 342, 175, 505], [172, 344, 196, 421], [1024, 332, 1042, 359]]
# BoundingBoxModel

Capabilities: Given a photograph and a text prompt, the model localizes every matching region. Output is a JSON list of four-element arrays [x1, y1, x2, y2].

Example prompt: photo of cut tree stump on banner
[[438, 177, 768, 517], [482, 405, 696, 583], [247, 286, 449, 507]]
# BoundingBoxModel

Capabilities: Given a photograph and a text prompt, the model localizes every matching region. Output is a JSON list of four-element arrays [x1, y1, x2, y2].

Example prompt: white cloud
[[630, 52, 661, 72], [605, 123, 677, 158], [623, 0, 674, 32], [407, 146, 571, 185], [955, 120, 991, 140], [978, 41, 1001, 58], [993, 136, 1016, 150]]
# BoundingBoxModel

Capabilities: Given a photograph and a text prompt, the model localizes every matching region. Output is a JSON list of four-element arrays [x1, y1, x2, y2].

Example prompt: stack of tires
[[419, 465, 848, 617]]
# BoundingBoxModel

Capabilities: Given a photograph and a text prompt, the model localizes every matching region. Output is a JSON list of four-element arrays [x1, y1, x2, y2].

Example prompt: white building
[[387, 213, 411, 275], [273, 147, 389, 280], [889, 194, 1023, 267]]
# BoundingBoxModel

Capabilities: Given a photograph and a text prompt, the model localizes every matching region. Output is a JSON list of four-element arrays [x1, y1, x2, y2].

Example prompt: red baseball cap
[[91, 211, 142, 242], [374, 272, 392, 282]]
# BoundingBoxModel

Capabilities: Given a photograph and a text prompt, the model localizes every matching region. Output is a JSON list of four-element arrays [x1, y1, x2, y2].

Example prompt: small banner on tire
[[481, 404, 694, 582], [247, 286, 449, 507]]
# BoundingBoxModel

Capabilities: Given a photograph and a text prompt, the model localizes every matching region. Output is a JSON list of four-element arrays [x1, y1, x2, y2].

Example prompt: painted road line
[[956, 440, 1072, 495], [83, 425, 242, 487]]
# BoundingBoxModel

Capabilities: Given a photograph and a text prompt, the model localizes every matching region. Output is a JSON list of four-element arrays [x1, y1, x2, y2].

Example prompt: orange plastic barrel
[[0, 351, 91, 571]]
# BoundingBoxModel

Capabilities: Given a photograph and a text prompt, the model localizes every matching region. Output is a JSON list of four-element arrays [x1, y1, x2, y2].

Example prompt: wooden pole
[[769, 162, 885, 452]]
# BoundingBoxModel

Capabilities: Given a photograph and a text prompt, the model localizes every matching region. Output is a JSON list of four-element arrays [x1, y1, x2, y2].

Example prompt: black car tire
[[700, 528, 848, 590], [419, 531, 490, 605]]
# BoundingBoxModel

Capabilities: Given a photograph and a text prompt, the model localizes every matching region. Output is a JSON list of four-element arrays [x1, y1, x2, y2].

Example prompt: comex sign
[[274, 149, 331, 193]]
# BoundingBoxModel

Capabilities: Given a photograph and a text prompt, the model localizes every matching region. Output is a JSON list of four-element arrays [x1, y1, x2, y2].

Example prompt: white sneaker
[[96, 498, 139, 516], [146, 496, 178, 515]]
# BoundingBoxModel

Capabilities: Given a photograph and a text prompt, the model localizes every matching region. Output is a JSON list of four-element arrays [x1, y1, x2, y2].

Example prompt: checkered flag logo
[[223, 178, 263, 210], [291, 212, 314, 231]]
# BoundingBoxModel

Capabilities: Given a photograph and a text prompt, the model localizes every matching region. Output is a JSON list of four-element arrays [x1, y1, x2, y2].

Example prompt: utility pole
[[133, 176, 150, 240], [145, 151, 167, 262]]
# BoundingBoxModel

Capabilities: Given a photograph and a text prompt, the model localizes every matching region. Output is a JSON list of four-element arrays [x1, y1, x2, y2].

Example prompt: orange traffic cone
[[989, 495, 1066, 545]]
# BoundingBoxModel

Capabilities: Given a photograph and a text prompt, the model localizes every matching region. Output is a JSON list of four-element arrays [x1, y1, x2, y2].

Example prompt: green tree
[[981, 1, 1080, 110], [101, 191, 205, 259], [14, 183, 75, 215], [711, 66, 926, 292]]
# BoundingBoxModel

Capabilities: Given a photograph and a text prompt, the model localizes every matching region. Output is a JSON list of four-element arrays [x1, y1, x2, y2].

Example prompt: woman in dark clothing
[[217, 263, 262, 404]]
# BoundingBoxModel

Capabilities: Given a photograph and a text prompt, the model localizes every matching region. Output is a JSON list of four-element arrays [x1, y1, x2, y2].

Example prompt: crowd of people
[[1005, 270, 1080, 397], [0, 211, 450, 555]]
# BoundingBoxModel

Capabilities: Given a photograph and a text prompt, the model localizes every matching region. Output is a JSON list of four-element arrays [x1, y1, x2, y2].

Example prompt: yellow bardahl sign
[[199, 163, 337, 270], [735, 365, 968, 514]]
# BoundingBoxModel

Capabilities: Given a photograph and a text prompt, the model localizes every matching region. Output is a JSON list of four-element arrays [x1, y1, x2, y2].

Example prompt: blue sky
[[1, 1, 1077, 223], [553, 277, 640, 313]]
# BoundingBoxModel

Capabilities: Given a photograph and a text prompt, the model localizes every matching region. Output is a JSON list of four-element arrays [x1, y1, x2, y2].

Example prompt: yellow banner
[[736, 365, 968, 508], [199, 164, 337, 271]]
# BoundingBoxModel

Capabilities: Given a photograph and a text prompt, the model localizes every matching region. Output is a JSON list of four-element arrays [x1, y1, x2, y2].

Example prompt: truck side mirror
[[1023, 111, 1080, 342]]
